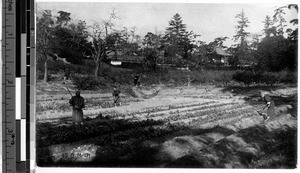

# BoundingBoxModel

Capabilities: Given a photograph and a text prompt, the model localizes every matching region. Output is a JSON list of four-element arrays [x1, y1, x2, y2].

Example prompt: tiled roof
[[107, 51, 145, 63], [211, 47, 233, 56]]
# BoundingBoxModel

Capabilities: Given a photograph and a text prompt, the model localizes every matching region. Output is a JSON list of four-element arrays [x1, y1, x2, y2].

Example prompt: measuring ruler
[[2, 0, 36, 172]]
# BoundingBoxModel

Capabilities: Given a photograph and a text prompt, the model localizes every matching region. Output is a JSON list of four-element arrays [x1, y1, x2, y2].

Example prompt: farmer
[[258, 91, 276, 121], [133, 74, 140, 86], [112, 87, 121, 106], [64, 67, 70, 80], [69, 91, 85, 125]]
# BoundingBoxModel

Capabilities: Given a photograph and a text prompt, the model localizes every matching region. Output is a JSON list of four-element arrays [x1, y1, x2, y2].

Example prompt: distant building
[[207, 47, 233, 66], [105, 51, 145, 69]]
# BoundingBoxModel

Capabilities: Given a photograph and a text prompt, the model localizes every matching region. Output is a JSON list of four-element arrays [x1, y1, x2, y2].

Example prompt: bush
[[140, 71, 161, 85], [281, 71, 297, 84], [219, 73, 233, 86], [72, 75, 108, 90], [233, 71, 261, 87], [161, 70, 190, 85], [232, 70, 295, 86], [190, 70, 235, 86], [259, 72, 282, 86], [47, 59, 66, 73]]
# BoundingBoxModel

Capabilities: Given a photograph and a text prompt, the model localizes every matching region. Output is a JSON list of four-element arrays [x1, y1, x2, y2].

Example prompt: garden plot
[[36, 83, 297, 168]]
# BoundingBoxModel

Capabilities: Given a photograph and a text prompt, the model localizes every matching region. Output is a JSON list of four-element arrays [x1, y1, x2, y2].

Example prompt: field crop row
[[186, 108, 256, 127], [142, 102, 229, 119], [167, 104, 252, 123], [112, 101, 218, 120], [183, 95, 233, 100], [143, 102, 247, 121]]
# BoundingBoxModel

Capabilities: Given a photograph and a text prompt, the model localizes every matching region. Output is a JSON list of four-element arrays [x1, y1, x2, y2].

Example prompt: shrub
[[167, 69, 237, 86], [47, 59, 66, 73], [190, 71, 207, 84], [219, 73, 233, 86], [259, 72, 282, 86], [281, 71, 297, 84], [161, 69, 190, 85], [140, 72, 161, 85], [233, 71, 260, 87], [232, 70, 295, 86]]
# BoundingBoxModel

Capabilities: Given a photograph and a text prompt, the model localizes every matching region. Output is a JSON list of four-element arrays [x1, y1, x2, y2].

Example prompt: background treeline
[[36, 4, 298, 89]]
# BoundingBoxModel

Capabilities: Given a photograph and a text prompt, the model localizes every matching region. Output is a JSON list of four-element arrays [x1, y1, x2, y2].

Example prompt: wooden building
[[105, 51, 145, 69], [208, 47, 233, 66]]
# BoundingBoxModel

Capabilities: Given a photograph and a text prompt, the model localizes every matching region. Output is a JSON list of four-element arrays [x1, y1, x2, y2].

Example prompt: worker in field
[[64, 67, 70, 80], [258, 91, 276, 121], [133, 73, 141, 86], [69, 91, 85, 125], [112, 87, 121, 107]]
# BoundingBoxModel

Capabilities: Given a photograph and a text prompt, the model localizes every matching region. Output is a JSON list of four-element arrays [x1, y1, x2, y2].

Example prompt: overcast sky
[[36, 0, 298, 47]]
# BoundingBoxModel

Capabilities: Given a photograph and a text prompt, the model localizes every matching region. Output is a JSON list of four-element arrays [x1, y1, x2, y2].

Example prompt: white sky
[[36, 0, 298, 47]]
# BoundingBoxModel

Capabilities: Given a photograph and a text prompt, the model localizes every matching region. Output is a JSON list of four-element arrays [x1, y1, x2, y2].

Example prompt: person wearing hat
[[259, 91, 276, 121], [69, 91, 85, 125]]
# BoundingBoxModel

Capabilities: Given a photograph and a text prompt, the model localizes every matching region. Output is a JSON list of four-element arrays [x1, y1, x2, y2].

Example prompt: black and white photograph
[[35, 0, 298, 169]]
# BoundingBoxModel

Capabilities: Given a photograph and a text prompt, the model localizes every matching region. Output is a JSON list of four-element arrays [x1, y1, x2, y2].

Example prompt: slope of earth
[[36, 81, 297, 168]]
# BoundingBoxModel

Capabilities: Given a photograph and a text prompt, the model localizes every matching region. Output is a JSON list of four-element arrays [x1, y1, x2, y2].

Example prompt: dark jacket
[[69, 96, 85, 109]]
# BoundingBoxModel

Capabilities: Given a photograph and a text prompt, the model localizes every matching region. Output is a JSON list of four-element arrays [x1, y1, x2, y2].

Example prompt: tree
[[262, 15, 276, 37], [287, 4, 298, 41], [143, 32, 162, 49], [227, 45, 239, 67], [208, 37, 229, 49], [234, 10, 250, 48], [36, 10, 57, 82], [51, 11, 89, 65], [255, 4, 298, 72], [273, 6, 287, 36], [56, 11, 71, 26], [142, 32, 163, 70], [53, 20, 87, 65], [68, 10, 124, 78], [249, 34, 260, 51], [256, 36, 288, 71], [233, 10, 251, 65], [285, 4, 298, 71], [121, 27, 141, 55], [163, 13, 199, 63]]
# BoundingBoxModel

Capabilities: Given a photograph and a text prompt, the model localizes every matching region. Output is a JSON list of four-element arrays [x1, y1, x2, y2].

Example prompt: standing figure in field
[[64, 67, 70, 80], [259, 92, 276, 121], [69, 91, 85, 125], [133, 74, 140, 86], [112, 87, 121, 107]]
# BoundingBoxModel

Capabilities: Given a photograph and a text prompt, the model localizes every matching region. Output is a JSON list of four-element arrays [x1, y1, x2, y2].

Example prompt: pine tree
[[262, 15, 276, 37], [233, 10, 251, 65], [273, 7, 287, 36], [163, 13, 196, 60], [233, 10, 250, 48]]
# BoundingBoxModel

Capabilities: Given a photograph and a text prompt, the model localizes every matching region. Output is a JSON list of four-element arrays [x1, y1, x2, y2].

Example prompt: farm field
[[36, 81, 297, 168]]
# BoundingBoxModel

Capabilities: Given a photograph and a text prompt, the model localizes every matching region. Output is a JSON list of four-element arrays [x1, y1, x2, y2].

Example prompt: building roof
[[210, 47, 233, 56], [106, 51, 145, 63]]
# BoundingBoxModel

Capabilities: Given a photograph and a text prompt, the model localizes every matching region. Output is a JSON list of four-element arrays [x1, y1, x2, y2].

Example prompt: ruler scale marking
[[3, 0, 35, 172]]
